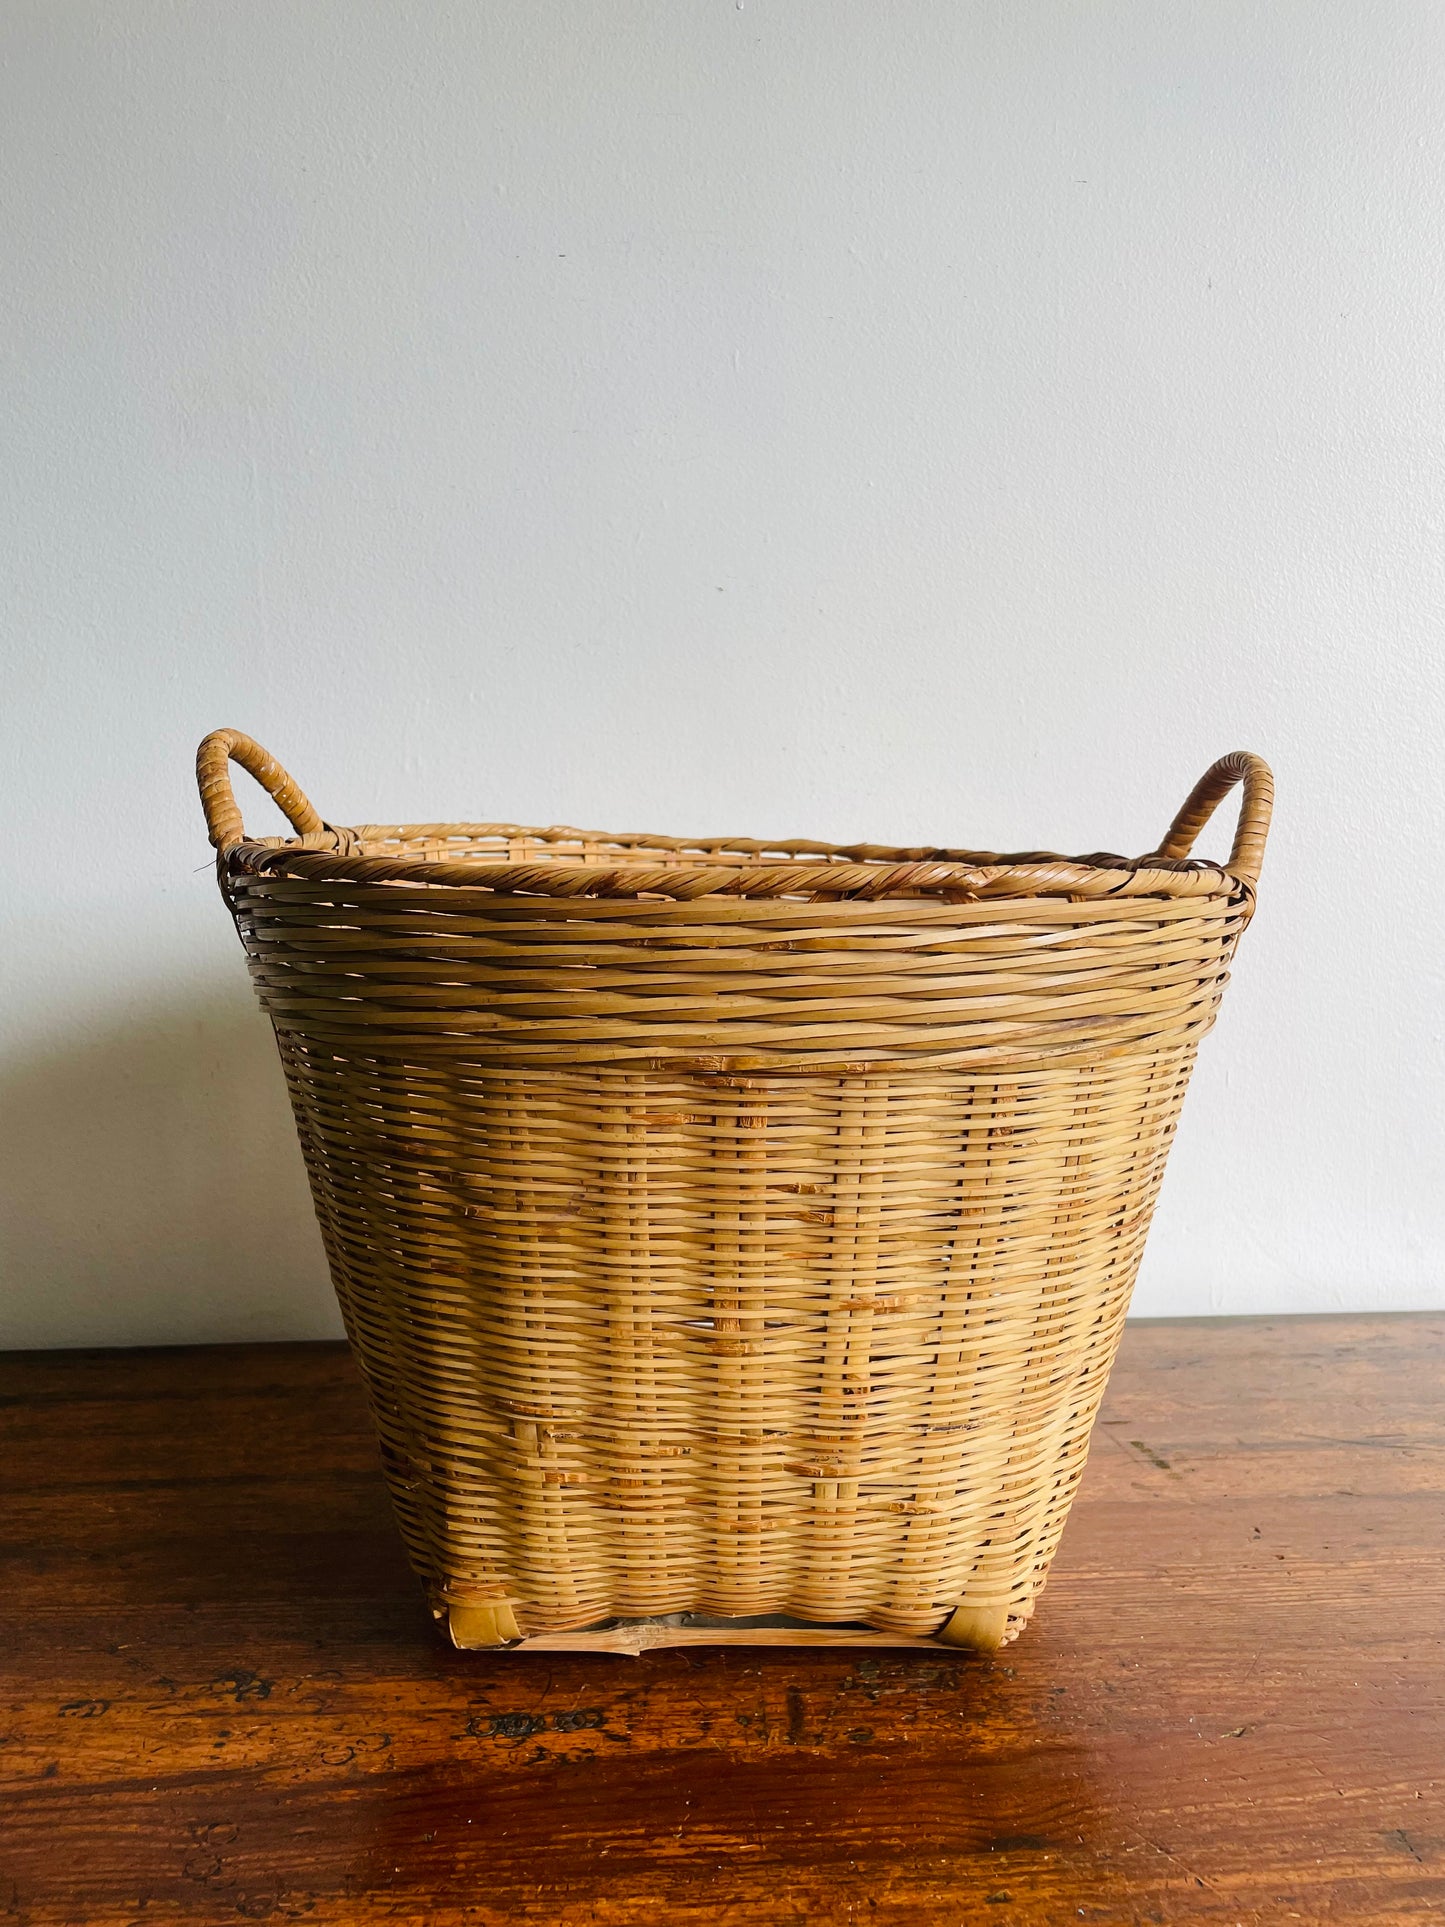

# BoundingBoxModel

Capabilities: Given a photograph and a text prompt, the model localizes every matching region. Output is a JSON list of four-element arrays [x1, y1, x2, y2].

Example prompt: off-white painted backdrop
[[3, 2, 1443, 1347]]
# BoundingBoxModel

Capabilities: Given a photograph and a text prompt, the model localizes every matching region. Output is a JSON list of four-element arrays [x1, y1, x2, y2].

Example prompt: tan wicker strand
[[199, 733, 1270, 1652]]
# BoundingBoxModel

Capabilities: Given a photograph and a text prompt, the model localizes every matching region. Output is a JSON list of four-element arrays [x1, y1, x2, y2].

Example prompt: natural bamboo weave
[[199, 732, 1271, 1653]]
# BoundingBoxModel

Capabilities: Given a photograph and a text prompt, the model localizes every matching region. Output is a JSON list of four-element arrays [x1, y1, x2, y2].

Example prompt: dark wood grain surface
[[2, 1315, 1442, 1925]]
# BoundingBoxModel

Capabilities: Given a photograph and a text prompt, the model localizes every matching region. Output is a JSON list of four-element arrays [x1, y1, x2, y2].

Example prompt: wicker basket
[[199, 732, 1271, 1654]]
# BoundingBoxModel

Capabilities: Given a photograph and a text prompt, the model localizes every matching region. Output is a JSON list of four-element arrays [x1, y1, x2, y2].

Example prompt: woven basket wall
[[199, 733, 1271, 1653]]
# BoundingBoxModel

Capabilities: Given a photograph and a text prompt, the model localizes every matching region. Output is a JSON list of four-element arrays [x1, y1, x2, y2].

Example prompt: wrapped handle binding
[[1155, 751, 1273, 887], [197, 729, 325, 850]]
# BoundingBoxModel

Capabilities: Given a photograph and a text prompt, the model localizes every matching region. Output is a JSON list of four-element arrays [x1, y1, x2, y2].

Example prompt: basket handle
[[197, 729, 326, 850], [1153, 750, 1274, 886]]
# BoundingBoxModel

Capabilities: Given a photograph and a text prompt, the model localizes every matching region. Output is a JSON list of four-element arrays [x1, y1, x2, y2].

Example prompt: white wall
[[3, 2, 1443, 1347]]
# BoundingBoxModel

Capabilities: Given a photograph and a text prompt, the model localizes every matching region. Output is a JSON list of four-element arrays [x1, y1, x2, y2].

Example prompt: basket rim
[[199, 733, 1270, 904], [221, 818, 1250, 904]]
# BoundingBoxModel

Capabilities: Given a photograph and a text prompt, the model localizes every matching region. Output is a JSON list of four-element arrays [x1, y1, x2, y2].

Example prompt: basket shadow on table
[[346, 1638, 1112, 1918]]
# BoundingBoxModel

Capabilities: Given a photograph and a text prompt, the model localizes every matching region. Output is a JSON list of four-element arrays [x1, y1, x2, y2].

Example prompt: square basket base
[[445, 1604, 1015, 1656]]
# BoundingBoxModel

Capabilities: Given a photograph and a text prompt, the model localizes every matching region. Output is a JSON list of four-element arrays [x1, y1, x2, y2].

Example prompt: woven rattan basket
[[199, 732, 1271, 1654]]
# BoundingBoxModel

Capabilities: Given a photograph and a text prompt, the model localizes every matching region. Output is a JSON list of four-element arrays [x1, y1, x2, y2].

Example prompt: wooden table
[[2, 1315, 1442, 1925]]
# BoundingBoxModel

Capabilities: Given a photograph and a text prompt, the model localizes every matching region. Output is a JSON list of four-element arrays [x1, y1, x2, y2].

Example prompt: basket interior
[[266, 822, 1096, 866], [236, 819, 1236, 904]]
